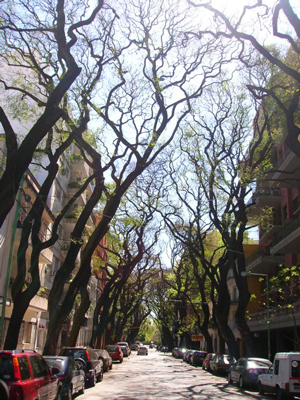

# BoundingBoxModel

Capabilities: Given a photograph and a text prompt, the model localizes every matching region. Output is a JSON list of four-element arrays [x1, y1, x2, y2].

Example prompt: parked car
[[106, 345, 123, 363], [119, 345, 130, 357], [95, 349, 113, 372], [190, 351, 208, 366], [202, 353, 216, 371], [130, 344, 139, 351], [44, 355, 85, 400], [117, 342, 131, 355], [184, 350, 196, 364], [228, 357, 272, 388], [172, 348, 186, 358], [210, 354, 236, 375], [59, 346, 103, 387], [0, 349, 60, 400], [258, 352, 300, 399], [137, 346, 148, 355]]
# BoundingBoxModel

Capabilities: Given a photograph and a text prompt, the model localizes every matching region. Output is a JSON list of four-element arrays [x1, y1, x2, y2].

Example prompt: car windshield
[[61, 349, 87, 361], [45, 359, 65, 377], [0, 356, 14, 382]]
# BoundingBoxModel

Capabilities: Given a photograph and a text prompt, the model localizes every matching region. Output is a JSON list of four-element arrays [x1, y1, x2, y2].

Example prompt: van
[[258, 352, 300, 399]]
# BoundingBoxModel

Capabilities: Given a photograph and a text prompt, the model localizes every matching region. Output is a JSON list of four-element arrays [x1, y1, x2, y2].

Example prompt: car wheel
[[276, 386, 285, 400], [238, 375, 244, 389], [56, 387, 63, 400], [90, 373, 96, 387], [227, 372, 232, 384], [258, 382, 264, 395], [120, 358, 123, 363], [98, 369, 104, 382], [62, 386, 72, 400], [0, 380, 9, 400], [79, 382, 85, 395], [109, 364, 113, 370]]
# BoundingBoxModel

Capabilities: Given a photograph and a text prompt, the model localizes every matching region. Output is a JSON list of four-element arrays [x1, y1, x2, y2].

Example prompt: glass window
[[0, 356, 14, 381], [30, 356, 49, 378], [291, 360, 300, 378], [274, 360, 280, 375], [18, 357, 31, 380], [30, 356, 42, 378]]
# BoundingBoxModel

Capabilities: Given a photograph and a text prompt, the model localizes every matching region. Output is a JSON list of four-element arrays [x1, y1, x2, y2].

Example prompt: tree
[[186, 0, 300, 158], [42, 0, 230, 354], [160, 83, 274, 357], [0, 0, 107, 227]]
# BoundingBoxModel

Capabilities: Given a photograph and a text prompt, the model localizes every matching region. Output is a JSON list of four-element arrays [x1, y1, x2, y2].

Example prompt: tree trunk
[[4, 275, 40, 349], [66, 285, 91, 347]]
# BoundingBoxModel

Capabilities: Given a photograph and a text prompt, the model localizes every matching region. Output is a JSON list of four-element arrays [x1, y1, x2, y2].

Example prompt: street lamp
[[241, 271, 271, 360]]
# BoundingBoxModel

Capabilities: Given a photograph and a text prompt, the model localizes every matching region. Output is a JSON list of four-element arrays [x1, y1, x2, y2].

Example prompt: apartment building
[[0, 141, 106, 351], [243, 143, 300, 358]]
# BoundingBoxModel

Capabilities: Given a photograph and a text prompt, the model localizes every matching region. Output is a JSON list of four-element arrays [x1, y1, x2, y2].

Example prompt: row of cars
[[173, 347, 300, 399], [173, 348, 235, 373], [0, 344, 125, 400]]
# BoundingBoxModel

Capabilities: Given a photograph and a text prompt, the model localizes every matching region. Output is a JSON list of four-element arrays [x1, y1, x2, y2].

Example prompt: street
[[78, 348, 270, 400]]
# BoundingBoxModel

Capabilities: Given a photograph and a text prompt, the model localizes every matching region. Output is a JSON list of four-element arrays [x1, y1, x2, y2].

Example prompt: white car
[[258, 352, 300, 399], [137, 346, 148, 355]]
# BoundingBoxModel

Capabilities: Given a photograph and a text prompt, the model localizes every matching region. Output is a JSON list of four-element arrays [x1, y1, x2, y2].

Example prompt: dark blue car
[[44, 356, 85, 400]]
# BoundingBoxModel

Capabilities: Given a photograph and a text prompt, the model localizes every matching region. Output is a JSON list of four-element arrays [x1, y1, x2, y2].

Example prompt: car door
[[231, 359, 243, 381], [69, 358, 80, 392], [236, 359, 246, 381], [29, 355, 58, 400]]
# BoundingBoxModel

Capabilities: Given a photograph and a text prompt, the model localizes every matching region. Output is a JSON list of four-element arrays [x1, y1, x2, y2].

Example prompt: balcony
[[267, 147, 300, 188], [245, 246, 284, 273], [259, 224, 283, 244], [247, 301, 300, 331], [247, 188, 281, 216], [271, 218, 300, 254]]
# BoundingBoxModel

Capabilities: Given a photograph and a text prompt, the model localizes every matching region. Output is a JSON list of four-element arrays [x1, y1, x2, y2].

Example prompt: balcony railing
[[247, 188, 281, 207], [245, 246, 270, 267], [273, 147, 292, 170], [253, 188, 281, 198], [272, 218, 300, 247]]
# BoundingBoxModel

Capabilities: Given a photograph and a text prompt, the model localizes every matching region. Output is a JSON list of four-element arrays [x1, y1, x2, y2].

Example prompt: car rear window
[[291, 360, 300, 378], [0, 356, 14, 381], [107, 346, 118, 351], [248, 361, 270, 368]]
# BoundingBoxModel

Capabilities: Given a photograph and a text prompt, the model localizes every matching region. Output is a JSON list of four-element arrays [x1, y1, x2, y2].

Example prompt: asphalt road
[[77, 349, 273, 400]]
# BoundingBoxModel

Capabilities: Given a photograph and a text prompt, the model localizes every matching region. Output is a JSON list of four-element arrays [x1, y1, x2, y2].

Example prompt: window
[[0, 357, 14, 381], [29, 356, 49, 378], [274, 360, 279, 375], [23, 322, 32, 344], [291, 360, 300, 378], [18, 357, 31, 380]]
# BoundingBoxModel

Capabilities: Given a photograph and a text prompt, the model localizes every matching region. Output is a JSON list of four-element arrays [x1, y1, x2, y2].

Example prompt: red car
[[106, 345, 123, 363], [0, 349, 60, 400]]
